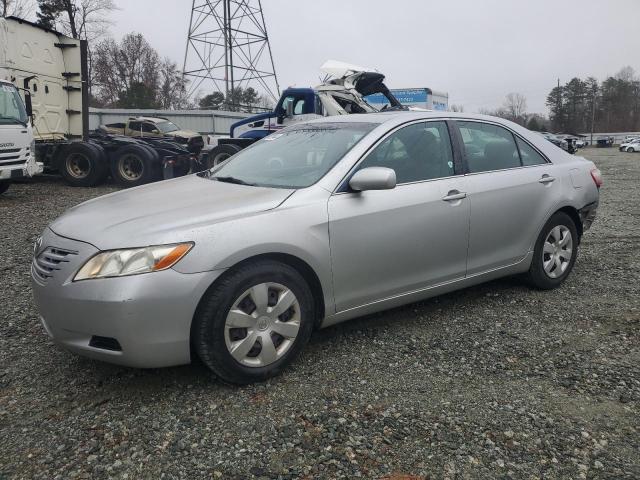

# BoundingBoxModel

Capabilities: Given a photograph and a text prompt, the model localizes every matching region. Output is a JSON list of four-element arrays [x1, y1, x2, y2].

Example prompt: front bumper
[[31, 228, 223, 368]]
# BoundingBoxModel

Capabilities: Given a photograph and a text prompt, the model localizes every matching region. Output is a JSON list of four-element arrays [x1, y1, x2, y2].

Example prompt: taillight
[[590, 168, 603, 188]]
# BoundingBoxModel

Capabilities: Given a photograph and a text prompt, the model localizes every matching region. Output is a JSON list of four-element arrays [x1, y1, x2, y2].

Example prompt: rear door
[[328, 120, 470, 312], [454, 120, 561, 275]]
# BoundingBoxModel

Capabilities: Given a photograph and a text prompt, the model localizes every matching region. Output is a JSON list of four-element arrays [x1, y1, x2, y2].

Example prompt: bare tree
[[92, 33, 161, 108], [503, 92, 527, 123], [449, 104, 464, 112], [157, 58, 192, 110], [2, 0, 33, 17], [37, 0, 115, 40]]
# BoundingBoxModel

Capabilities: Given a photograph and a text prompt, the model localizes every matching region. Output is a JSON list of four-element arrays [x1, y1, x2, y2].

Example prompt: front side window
[[281, 96, 306, 115], [356, 121, 455, 184], [0, 84, 28, 125], [141, 122, 157, 133], [209, 122, 376, 189]]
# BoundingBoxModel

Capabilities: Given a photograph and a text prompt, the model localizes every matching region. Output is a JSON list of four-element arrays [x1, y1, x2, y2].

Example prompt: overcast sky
[[108, 0, 640, 113]]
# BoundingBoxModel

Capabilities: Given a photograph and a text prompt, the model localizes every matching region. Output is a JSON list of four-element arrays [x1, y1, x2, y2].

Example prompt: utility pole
[[590, 85, 597, 146], [183, 0, 280, 109]]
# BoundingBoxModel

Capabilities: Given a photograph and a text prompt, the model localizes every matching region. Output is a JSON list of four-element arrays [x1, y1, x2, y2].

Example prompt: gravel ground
[[1, 149, 638, 480]]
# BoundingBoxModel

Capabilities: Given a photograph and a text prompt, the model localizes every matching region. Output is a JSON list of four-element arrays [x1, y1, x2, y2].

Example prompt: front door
[[328, 120, 470, 312]]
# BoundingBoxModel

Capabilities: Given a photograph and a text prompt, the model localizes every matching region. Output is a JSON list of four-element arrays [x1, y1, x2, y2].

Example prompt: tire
[[627, 147, 636, 153], [59, 142, 109, 187], [111, 144, 160, 188], [525, 212, 579, 290], [0, 181, 10, 195], [207, 144, 241, 168], [193, 260, 315, 384]]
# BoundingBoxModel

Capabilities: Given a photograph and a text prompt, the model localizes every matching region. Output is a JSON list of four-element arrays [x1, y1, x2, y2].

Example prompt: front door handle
[[442, 190, 467, 202], [539, 175, 556, 184]]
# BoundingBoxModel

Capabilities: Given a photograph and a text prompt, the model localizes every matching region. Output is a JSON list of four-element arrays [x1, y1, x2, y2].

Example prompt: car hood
[[49, 175, 295, 250], [165, 129, 200, 139]]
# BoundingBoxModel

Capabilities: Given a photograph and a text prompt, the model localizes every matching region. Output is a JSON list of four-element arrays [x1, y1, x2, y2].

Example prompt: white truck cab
[[0, 79, 42, 194]]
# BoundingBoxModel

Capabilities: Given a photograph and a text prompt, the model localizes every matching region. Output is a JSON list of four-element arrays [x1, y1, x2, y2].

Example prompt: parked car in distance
[[102, 116, 205, 153], [537, 132, 569, 151], [619, 138, 640, 152], [622, 135, 640, 144], [32, 112, 602, 384]]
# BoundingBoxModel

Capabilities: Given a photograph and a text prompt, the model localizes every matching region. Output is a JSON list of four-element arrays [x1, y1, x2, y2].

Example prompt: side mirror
[[349, 167, 396, 192], [24, 91, 33, 118], [152, 129, 160, 134]]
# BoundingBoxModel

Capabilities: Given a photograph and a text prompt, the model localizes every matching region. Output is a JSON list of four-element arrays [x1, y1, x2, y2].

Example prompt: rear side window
[[357, 121, 455, 183], [457, 121, 520, 173], [516, 137, 547, 166]]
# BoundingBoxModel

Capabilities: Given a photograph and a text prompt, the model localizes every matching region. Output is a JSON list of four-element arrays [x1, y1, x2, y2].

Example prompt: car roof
[[303, 110, 523, 129], [132, 116, 170, 123]]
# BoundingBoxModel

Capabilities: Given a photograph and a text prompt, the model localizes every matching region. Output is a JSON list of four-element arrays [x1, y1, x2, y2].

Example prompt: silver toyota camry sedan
[[32, 112, 601, 384]]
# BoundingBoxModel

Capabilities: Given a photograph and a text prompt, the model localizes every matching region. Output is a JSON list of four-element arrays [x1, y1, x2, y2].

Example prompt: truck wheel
[[59, 142, 109, 187], [0, 181, 10, 195], [207, 144, 241, 168], [111, 144, 160, 188]]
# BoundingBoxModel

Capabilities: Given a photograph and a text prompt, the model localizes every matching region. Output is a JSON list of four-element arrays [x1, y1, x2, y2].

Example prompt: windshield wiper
[[214, 175, 256, 186]]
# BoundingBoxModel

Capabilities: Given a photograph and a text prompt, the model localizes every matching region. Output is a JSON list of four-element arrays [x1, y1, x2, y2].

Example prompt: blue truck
[[206, 61, 406, 166]]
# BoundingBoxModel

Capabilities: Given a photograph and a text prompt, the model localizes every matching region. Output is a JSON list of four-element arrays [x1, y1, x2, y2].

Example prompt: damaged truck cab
[[207, 61, 404, 166]]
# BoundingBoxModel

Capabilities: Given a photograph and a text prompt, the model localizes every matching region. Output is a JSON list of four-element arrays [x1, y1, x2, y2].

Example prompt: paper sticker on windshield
[[264, 133, 284, 141]]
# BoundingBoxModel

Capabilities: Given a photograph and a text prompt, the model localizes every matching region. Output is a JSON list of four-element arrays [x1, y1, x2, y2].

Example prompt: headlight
[[74, 243, 193, 281]]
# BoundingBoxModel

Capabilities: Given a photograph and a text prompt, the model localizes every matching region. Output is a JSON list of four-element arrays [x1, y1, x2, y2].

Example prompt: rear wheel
[[207, 144, 241, 168], [59, 142, 108, 187], [525, 212, 578, 290], [0, 181, 10, 195], [193, 260, 315, 384], [111, 144, 160, 187]]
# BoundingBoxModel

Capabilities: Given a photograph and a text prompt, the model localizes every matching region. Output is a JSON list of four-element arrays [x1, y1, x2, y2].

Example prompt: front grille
[[32, 247, 77, 282], [0, 148, 21, 154], [0, 159, 23, 166]]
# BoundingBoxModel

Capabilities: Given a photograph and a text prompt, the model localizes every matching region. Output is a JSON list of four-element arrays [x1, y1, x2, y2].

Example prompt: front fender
[[173, 190, 335, 315]]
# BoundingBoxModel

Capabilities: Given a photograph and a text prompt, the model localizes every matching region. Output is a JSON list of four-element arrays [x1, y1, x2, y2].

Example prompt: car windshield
[[208, 122, 377, 188], [157, 121, 179, 133], [0, 84, 28, 126]]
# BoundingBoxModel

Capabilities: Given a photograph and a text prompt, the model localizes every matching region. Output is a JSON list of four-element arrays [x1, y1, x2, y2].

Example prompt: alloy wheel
[[542, 225, 573, 279], [224, 282, 301, 367]]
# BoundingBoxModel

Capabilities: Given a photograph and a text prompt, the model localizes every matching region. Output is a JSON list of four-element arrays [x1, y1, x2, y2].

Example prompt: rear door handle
[[539, 175, 556, 184], [442, 191, 467, 202]]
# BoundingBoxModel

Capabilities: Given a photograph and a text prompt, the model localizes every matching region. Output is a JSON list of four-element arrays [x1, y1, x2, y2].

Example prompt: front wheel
[[525, 212, 579, 290], [193, 260, 315, 384], [627, 147, 636, 153]]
